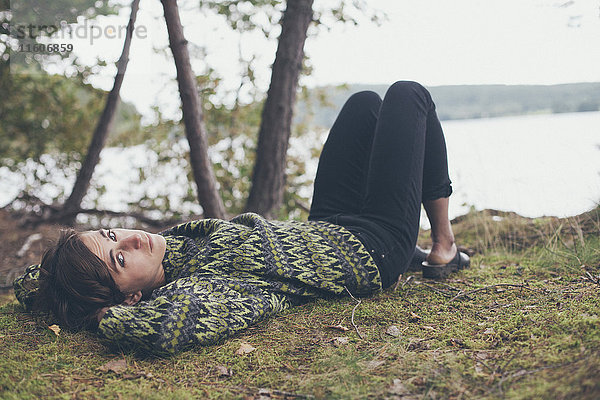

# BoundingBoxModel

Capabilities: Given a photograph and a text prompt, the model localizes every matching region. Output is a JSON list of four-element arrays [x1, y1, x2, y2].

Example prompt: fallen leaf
[[326, 324, 350, 332], [235, 342, 256, 355], [332, 336, 349, 346], [48, 324, 61, 336], [98, 359, 127, 374], [216, 365, 233, 377], [386, 325, 401, 337]]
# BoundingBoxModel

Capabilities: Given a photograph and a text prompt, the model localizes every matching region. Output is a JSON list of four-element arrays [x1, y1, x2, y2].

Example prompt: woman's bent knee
[[385, 81, 432, 108], [345, 90, 382, 108], [336, 90, 382, 122], [390, 80, 426, 92]]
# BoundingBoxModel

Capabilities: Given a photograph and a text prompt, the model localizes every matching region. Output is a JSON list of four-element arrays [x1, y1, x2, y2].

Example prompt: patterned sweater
[[14, 213, 381, 355]]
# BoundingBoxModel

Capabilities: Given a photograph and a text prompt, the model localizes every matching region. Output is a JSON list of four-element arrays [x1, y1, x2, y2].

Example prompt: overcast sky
[[56, 0, 600, 119]]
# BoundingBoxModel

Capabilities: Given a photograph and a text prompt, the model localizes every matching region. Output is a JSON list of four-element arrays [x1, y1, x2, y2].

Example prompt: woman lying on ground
[[14, 81, 469, 355]]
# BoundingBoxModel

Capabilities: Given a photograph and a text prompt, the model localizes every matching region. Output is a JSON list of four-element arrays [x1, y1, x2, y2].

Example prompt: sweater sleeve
[[97, 275, 291, 355], [13, 264, 42, 311]]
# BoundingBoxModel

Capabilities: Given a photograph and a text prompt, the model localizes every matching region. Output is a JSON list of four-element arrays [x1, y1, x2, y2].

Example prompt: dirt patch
[[0, 209, 61, 291]]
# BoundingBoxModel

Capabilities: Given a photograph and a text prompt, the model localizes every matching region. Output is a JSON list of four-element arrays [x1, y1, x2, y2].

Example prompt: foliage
[[0, 0, 118, 74], [0, 63, 103, 165], [0, 0, 387, 221], [3, 0, 115, 29], [0, 0, 137, 159], [198, 0, 285, 35], [0, 62, 148, 166], [0, 64, 146, 216], [131, 72, 321, 221], [197, 0, 384, 36], [0, 0, 140, 186], [0, 62, 319, 223], [1, 207, 600, 398]]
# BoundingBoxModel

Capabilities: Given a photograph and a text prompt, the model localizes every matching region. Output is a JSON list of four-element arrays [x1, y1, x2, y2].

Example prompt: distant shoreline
[[298, 82, 600, 126]]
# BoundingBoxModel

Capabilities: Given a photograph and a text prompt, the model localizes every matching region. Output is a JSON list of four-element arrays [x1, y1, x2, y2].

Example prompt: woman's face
[[81, 228, 166, 298]]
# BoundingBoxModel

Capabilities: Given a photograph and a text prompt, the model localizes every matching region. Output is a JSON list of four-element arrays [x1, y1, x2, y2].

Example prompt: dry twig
[[393, 274, 414, 291], [582, 270, 600, 285], [343, 286, 364, 340]]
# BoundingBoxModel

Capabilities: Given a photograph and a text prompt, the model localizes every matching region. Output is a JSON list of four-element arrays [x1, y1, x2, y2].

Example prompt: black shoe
[[406, 245, 429, 272], [422, 250, 470, 279]]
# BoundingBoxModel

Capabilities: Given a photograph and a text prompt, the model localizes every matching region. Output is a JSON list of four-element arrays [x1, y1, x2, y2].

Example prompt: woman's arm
[[97, 275, 291, 355], [13, 264, 42, 311]]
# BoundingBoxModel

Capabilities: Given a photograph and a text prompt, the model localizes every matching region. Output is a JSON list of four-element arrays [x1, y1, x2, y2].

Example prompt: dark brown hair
[[36, 229, 125, 331]]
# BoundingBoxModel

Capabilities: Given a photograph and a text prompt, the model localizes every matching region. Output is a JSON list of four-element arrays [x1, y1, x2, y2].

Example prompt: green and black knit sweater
[[14, 213, 381, 355]]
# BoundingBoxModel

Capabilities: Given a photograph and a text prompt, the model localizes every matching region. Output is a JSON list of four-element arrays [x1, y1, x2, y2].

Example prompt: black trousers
[[308, 81, 452, 289]]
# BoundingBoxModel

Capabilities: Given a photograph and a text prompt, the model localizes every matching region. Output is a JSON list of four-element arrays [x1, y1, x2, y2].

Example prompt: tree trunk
[[160, 0, 225, 219], [58, 0, 141, 225], [244, 0, 314, 218]]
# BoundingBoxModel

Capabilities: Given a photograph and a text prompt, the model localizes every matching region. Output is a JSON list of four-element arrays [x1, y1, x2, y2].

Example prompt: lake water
[[442, 111, 600, 221], [1, 111, 599, 223]]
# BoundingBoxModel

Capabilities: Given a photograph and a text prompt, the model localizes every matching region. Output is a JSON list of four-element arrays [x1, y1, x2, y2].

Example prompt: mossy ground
[[1, 207, 599, 399]]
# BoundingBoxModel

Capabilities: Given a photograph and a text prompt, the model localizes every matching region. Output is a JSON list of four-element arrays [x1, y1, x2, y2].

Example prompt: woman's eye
[[107, 230, 117, 241], [117, 253, 125, 267]]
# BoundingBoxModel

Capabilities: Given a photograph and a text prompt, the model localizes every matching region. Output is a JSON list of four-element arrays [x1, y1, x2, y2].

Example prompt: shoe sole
[[421, 252, 470, 279]]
